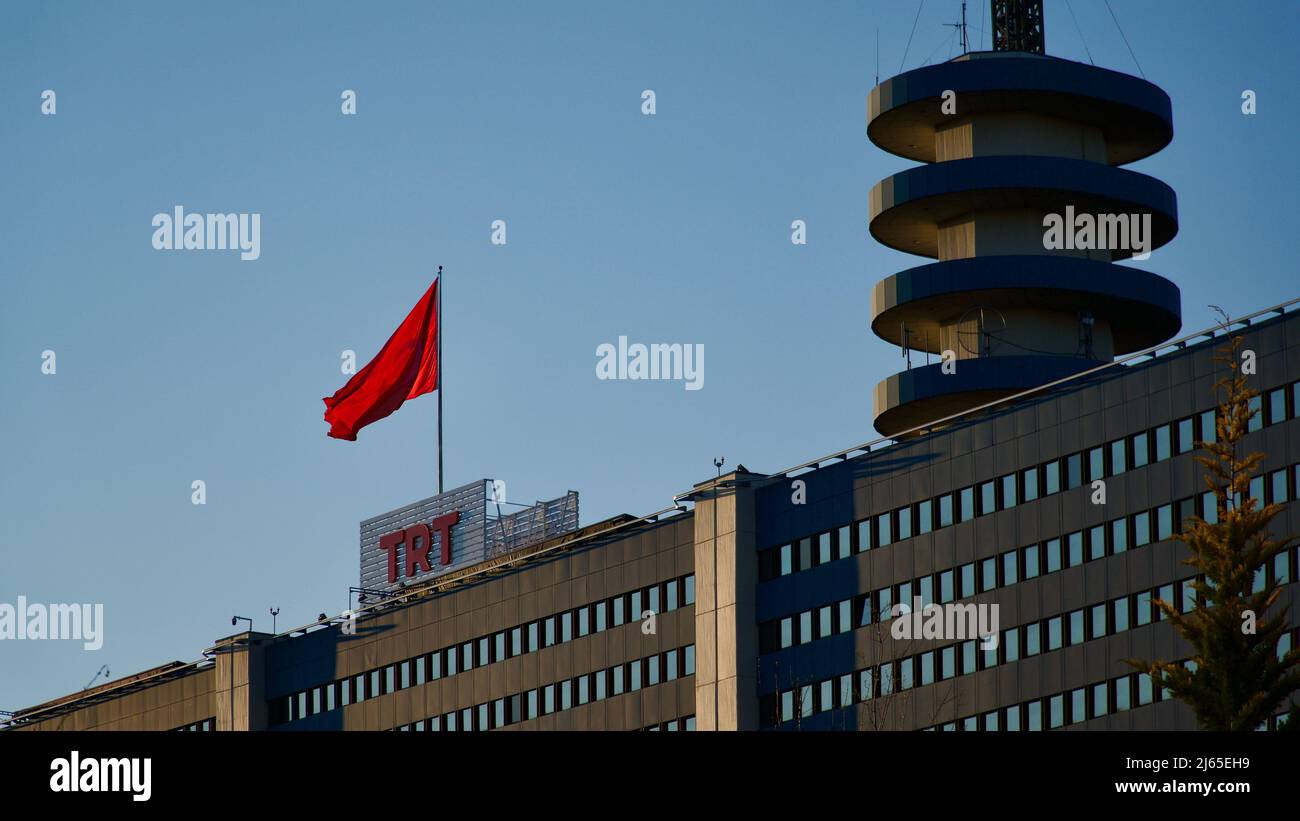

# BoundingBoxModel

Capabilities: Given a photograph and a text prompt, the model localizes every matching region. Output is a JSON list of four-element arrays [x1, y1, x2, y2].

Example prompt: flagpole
[[437, 265, 444, 495]]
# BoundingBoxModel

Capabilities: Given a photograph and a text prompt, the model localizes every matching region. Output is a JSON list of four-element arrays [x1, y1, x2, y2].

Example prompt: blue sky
[[1, 1, 1296, 711]]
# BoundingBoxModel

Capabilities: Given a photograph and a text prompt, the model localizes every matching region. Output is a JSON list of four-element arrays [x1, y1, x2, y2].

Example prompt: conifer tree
[[1126, 336, 1300, 730]]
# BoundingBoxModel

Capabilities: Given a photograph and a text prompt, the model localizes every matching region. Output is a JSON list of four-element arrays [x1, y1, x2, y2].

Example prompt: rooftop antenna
[[875, 27, 879, 85], [83, 664, 109, 690], [991, 0, 1044, 54], [944, 2, 970, 55]]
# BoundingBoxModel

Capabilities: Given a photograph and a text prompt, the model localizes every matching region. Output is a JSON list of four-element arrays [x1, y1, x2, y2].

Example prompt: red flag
[[323, 280, 439, 441]]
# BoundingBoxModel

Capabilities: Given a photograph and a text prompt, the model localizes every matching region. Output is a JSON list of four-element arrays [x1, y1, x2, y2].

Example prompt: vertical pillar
[[693, 470, 759, 730], [211, 632, 269, 731]]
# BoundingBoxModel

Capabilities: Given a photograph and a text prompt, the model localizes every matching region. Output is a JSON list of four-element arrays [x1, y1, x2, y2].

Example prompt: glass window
[[1089, 525, 1106, 561], [941, 646, 955, 680], [1093, 684, 1110, 719], [857, 520, 872, 552], [1024, 544, 1040, 579], [527, 622, 539, 652], [797, 539, 811, 572], [1088, 447, 1105, 481], [1248, 395, 1263, 432], [385, 665, 395, 693], [1110, 439, 1127, 475], [984, 711, 999, 731], [778, 543, 792, 576], [819, 680, 833, 712], [1025, 623, 1041, 656], [1114, 597, 1129, 632], [1132, 432, 1149, 468], [920, 652, 935, 686], [1069, 610, 1085, 645], [859, 594, 874, 626], [1137, 590, 1153, 626], [527, 690, 538, 720], [780, 617, 793, 649], [918, 500, 933, 534], [544, 617, 556, 647], [981, 558, 997, 591], [1116, 677, 1131, 712], [897, 581, 912, 610], [1091, 604, 1107, 639], [1045, 538, 1062, 573], [1047, 616, 1063, 651], [1022, 467, 1039, 502], [1002, 474, 1017, 508], [1002, 551, 1018, 585], [1066, 453, 1083, 489], [960, 563, 976, 598], [859, 669, 873, 701], [594, 671, 607, 701], [512, 626, 523, 655], [961, 641, 976, 675], [1111, 519, 1128, 554], [477, 636, 490, 664], [780, 691, 793, 723], [838, 599, 852, 634], [1027, 700, 1042, 731], [897, 508, 913, 541], [839, 673, 854, 707], [1134, 512, 1151, 547], [980, 481, 997, 514], [880, 664, 894, 695], [878, 588, 893, 621], [496, 631, 507, 658], [1005, 627, 1020, 663], [648, 586, 660, 615], [1202, 490, 1218, 525], [799, 685, 814, 718], [648, 655, 661, 686], [685, 644, 696, 675], [1156, 505, 1173, 540], [959, 487, 975, 522], [818, 532, 832, 564], [1067, 532, 1083, 567], [1200, 409, 1216, 444], [1044, 460, 1061, 495], [838, 525, 852, 559], [561, 612, 573, 643], [899, 658, 914, 691], [1138, 674, 1154, 706], [938, 494, 954, 527], [819, 605, 832, 639], [1276, 550, 1292, 585], [400, 662, 411, 690], [939, 569, 954, 603], [877, 513, 892, 547], [799, 611, 812, 644], [1049, 694, 1065, 729], [919, 576, 933, 607], [1272, 470, 1290, 504], [1177, 417, 1194, 453], [1154, 425, 1172, 460]]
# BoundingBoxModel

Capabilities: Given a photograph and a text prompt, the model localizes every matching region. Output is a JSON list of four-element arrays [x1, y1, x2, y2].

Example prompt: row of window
[[383, 644, 697, 732], [921, 628, 1300, 732], [644, 715, 696, 731], [759, 459, 1300, 651], [272, 573, 695, 725], [764, 558, 1298, 728], [760, 378, 1300, 582], [173, 717, 215, 732]]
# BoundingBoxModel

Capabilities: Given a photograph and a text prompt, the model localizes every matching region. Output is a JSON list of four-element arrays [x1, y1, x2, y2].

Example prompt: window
[[1066, 453, 1083, 489], [1045, 461, 1061, 495], [857, 520, 872, 552], [878, 588, 893, 620], [1132, 432, 1149, 468], [1158, 584, 1174, 621], [1091, 604, 1107, 639], [1114, 597, 1129, 632], [1177, 417, 1194, 453], [1070, 689, 1087, 724], [666, 649, 679, 681], [1268, 387, 1288, 423], [1089, 525, 1106, 561], [800, 685, 814, 718], [685, 575, 696, 605], [1136, 590, 1152, 626], [980, 481, 997, 515], [1111, 519, 1128, 554], [478, 636, 490, 664], [1156, 505, 1173, 540], [1138, 674, 1154, 706], [959, 487, 975, 522], [880, 664, 895, 695], [799, 611, 812, 644], [819, 680, 833, 712], [1047, 616, 1063, 651], [780, 617, 793, 649], [1050, 694, 1065, 729], [818, 605, 832, 639], [1024, 544, 1040, 579], [1248, 395, 1263, 432], [938, 494, 954, 527], [919, 576, 933, 607], [527, 690, 538, 720], [918, 500, 933, 534], [1154, 425, 1172, 460], [595, 671, 607, 701], [797, 540, 811, 573], [1067, 531, 1083, 567], [1088, 447, 1105, 481], [648, 585, 660, 615], [1110, 439, 1127, 474], [838, 599, 852, 634], [685, 645, 696, 675], [781, 691, 793, 723], [1069, 610, 1085, 645], [1202, 490, 1218, 525], [527, 622, 539, 652], [939, 569, 954, 603], [960, 563, 976, 598], [629, 660, 643, 692], [512, 626, 523, 655], [840, 673, 854, 707], [1027, 700, 1043, 731], [1005, 627, 1020, 663], [859, 669, 873, 701], [818, 532, 832, 564], [560, 612, 573, 643], [941, 646, 955, 680], [1134, 512, 1151, 547], [1025, 623, 1041, 656], [1272, 470, 1290, 504], [984, 712, 999, 731], [1200, 409, 1216, 444], [1002, 551, 1018, 585], [1045, 538, 1062, 573], [1022, 467, 1039, 502], [981, 558, 998, 592], [877, 514, 892, 547], [838, 525, 852, 559], [544, 617, 556, 647], [496, 630, 507, 658], [859, 595, 874, 627], [961, 641, 976, 675], [385, 665, 396, 694], [1001, 474, 1017, 508]]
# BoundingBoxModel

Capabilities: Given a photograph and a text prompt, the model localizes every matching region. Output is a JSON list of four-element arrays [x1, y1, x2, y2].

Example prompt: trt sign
[[377, 511, 460, 584]]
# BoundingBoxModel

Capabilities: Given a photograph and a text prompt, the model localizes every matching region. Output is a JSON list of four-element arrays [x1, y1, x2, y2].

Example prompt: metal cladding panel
[[359, 480, 488, 593]]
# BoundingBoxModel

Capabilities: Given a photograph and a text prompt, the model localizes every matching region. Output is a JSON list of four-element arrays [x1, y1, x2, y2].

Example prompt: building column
[[210, 631, 270, 731], [693, 470, 759, 730]]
